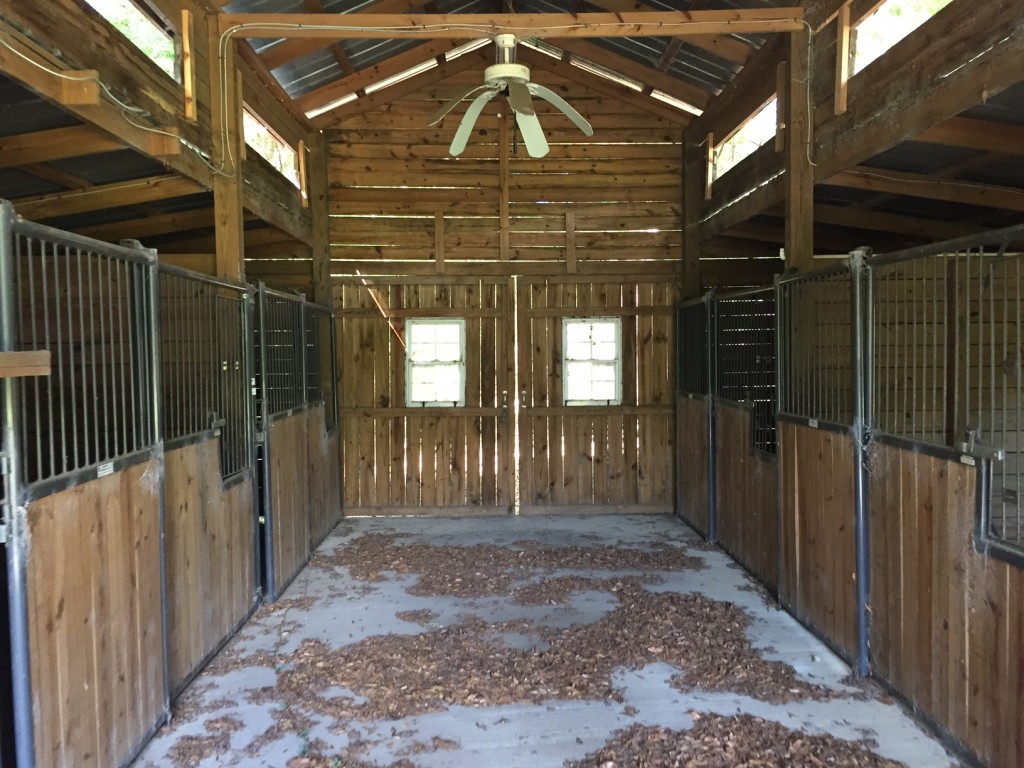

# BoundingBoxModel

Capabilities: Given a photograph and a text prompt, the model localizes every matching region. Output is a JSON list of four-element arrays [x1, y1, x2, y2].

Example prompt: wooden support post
[[565, 211, 576, 274], [704, 132, 714, 201], [775, 61, 787, 153], [182, 9, 197, 121], [298, 138, 309, 208], [0, 351, 51, 378], [499, 110, 510, 261], [784, 26, 814, 272], [434, 211, 445, 274], [835, 2, 852, 115], [209, 22, 246, 281], [308, 131, 332, 306], [681, 132, 703, 298]]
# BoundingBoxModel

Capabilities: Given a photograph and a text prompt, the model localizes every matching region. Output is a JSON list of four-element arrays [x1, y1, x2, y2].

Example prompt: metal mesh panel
[[869, 226, 1024, 551], [778, 267, 853, 426], [715, 289, 777, 454], [258, 292, 305, 416], [305, 305, 338, 430], [12, 228, 156, 485], [159, 269, 252, 479], [677, 300, 709, 395]]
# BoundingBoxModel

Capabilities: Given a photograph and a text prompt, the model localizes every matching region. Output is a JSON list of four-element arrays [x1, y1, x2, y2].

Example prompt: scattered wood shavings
[[565, 715, 907, 768]]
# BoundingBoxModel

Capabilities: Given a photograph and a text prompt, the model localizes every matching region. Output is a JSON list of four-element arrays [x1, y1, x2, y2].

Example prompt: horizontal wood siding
[[519, 278, 676, 513], [165, 439, 256, 693], [715, 403, 778, 592], [868, 442, 1024, 768], [269, 410, 311, 595], [778, 420, 858, 659], [308, 404, 343, 546], [25, 461, 165, 768], [336, 279, 510, 514], [676, 393, 710, 535]]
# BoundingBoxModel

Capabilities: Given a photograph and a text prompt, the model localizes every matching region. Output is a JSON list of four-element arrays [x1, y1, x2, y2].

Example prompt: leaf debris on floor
[[565, 714, 908, 768]]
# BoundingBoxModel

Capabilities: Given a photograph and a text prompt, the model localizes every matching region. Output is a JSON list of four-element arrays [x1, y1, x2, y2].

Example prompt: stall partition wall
[[255, 286, 341, 600], [158, 267, 259, 695], [0, 203, 167, 768], [675, 298, 712, 536]]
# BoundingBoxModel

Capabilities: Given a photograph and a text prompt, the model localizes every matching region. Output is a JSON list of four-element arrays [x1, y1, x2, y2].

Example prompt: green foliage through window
[[84, 0, 176, 79], [854, 0, 955, 73]]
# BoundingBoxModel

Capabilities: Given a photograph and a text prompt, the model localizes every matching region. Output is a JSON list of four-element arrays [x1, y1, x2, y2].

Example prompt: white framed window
[[563, 318, 622, 406], [405, 318, 466, 407]]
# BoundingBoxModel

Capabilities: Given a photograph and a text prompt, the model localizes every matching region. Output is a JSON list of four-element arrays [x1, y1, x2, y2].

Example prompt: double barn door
[[336, 276, 676, 515]]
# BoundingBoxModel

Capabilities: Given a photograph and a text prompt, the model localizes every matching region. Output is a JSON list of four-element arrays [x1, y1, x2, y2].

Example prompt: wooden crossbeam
[[826, 166, 1024, 213], [916, 116, 1024, 157], [219, 10, 806, 40], [13, 174, 205, 220], [0, 125, 123, 169]]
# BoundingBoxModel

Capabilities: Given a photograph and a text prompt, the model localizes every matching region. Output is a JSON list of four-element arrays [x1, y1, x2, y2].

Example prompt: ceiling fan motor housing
[[486, 35, 529, 88]]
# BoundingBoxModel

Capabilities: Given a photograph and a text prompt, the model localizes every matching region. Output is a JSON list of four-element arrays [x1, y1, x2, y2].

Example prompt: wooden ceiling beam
[[519, 48, 695, 125], [219, 10, 806, 40], [916, 116, 1024, 157], [294, 39, 459, 113], [551, 38, 712, 110], [581, 0, 754, 65], [74, 209, 219, 242], [0, 125, 123, 169], [13, 174, 205, 220], [826, 166, 1024, 213], [314, 50, 491, 127]]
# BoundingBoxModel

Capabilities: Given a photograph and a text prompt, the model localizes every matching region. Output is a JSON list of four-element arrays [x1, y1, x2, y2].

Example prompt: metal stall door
[[0, 202, 167, 768]]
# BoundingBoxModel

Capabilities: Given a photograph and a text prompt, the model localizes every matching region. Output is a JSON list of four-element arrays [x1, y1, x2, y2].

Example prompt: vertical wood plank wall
[[269, 410, 312, 596], [336, 279, 511, 514], [675, 394, 710, 534], [308, 404, 343, 547], [25, 461, 164, 768], [164, 438, 256, 693], [518, 278, 676, 513], [869, 443, 1024, 768], [715, 403, 779, 592], [778, 420, 858, 660]]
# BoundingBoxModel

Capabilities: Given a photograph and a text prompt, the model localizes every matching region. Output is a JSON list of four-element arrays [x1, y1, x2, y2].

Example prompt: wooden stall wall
[[676, 394, 710, 534], [336, 279, 511, 514], [164, 438, 256, 693], [778, 420, 858, 660], [519, 278, 676, 514], [268, 410, 312, 595], [869, 443, 1024, 768], [715, 403, 778, 592], [25, 460, 165, 768], [308, 404, 342, 547]]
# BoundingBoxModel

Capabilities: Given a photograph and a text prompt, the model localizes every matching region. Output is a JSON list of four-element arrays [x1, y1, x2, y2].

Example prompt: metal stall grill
[[677, 297, 711, 396], [867, 224, 1024, 557], [254, 285, 338, 600], [0, 202, 165, 768], [715, 288, 777, 454], [777, 263, 855, 426], [159, 266, 254, 480]]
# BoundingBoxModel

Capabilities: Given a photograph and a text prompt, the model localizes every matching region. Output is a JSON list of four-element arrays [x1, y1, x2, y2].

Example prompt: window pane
[[591, 322, 616, 343], [566, 322, 591, 346], [435, 324, 462, 344], [433, 365, 462, 402], [566, 339, 592, 360], [436, 341, 462, 362], [593, 341, 617, 361]]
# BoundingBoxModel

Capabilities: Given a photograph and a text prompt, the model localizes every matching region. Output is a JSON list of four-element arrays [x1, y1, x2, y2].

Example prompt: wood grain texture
[[165, 439, 256, 693], [715, 403, 778, 593], [307, 404, 343, 546], [778, 420, 858, 660], [26, 461, 165, 768], [269, 411, 312, 596], [868, 442, 1024, 768], [675, 393, 710, 535]]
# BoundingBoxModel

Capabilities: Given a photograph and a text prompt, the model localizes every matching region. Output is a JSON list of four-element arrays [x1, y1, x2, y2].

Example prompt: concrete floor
[[134, 515, 961, 767]]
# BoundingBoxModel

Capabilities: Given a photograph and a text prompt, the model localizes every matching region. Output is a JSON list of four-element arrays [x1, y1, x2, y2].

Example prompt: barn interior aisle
[[132, 515, 958, 768]]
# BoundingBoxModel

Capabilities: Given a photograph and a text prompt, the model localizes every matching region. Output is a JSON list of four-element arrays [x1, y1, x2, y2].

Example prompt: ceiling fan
[[428, 34, 594, 158]]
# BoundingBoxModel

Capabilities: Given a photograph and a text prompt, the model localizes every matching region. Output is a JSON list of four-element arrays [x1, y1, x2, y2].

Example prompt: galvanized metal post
[[773, 272, 786, 604], [849, 249, 871, 677], [705, 290, 718, 543], [255, 282, 276, 598], [0, 203, 36, 768], [242, 289, 262, 600]]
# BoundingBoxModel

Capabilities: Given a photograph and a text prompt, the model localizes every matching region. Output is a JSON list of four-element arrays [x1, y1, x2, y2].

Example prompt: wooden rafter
[[218, 10, 806, 40], [0, 125, 123, 169], [13, 174, 204, 220], [826, 166, 1024, 213], [551, 38, 712, 110], [916, 116, 1024, 157]]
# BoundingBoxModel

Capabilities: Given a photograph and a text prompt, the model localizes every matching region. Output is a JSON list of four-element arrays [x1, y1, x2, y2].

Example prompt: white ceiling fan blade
[[450, 89, 498, 156], [528, 83, 594, 137], [506, 81, 535, 116], [428, 84, 490, 127], [515, 110, 549, 158]]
